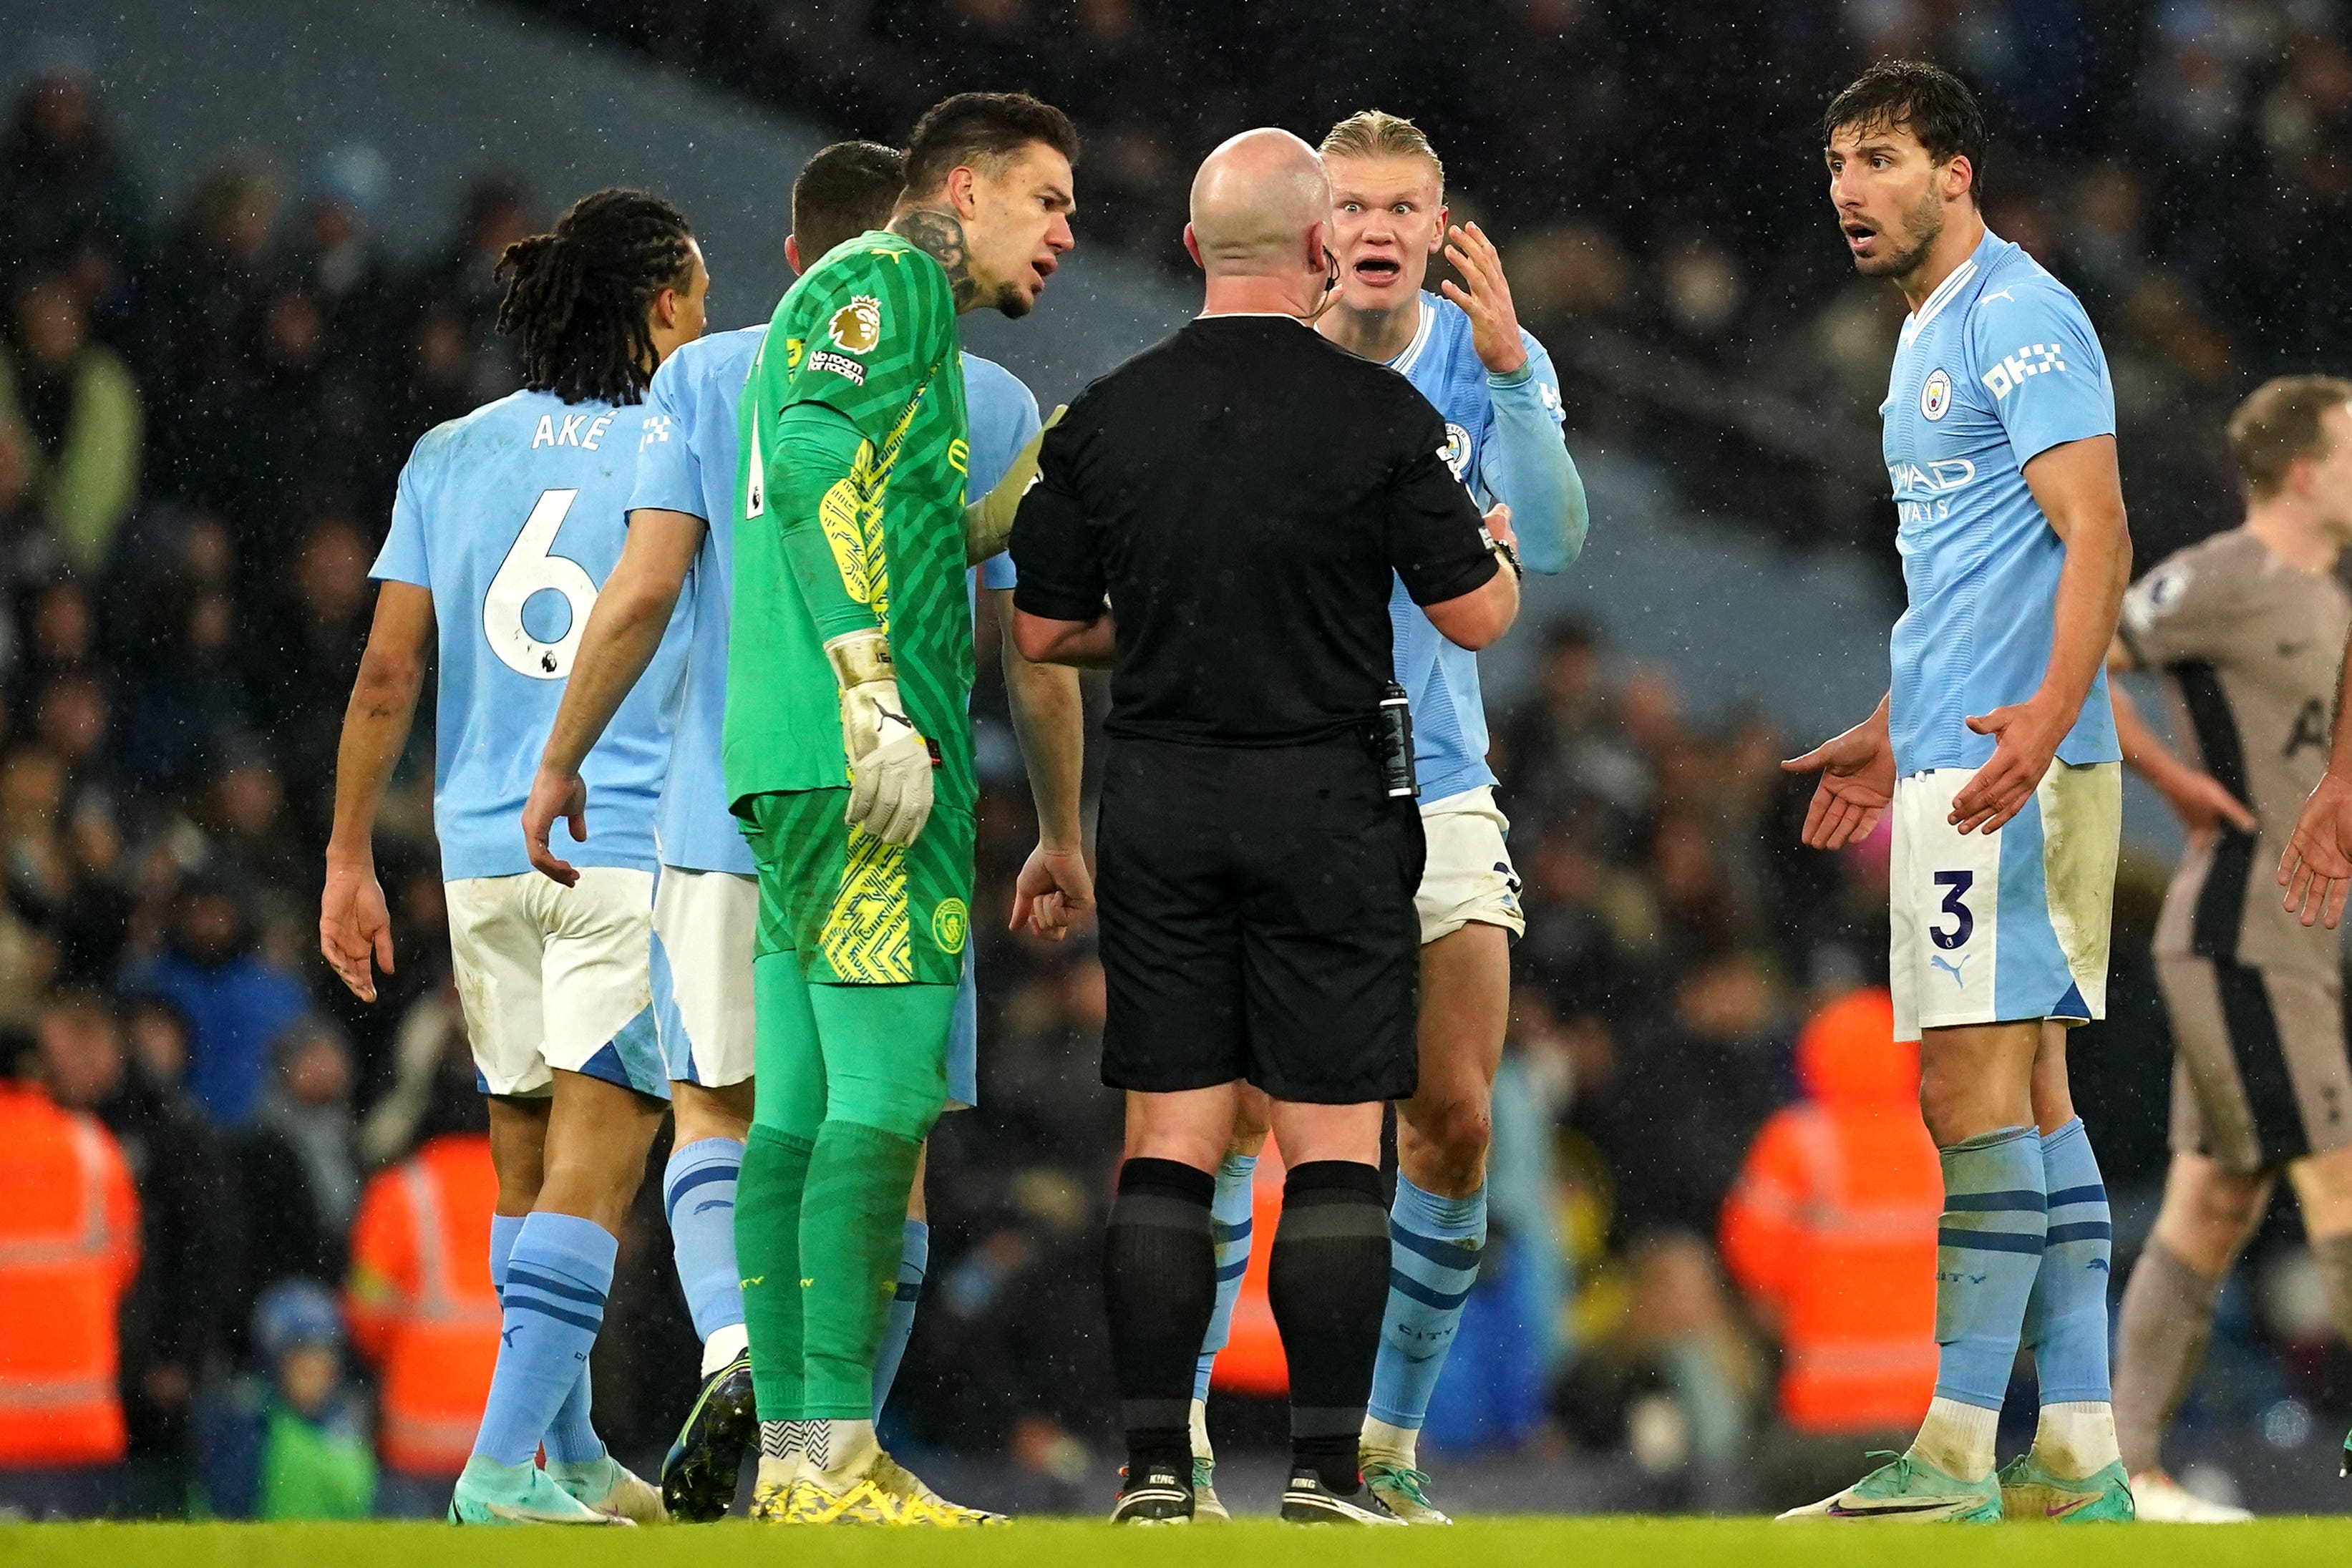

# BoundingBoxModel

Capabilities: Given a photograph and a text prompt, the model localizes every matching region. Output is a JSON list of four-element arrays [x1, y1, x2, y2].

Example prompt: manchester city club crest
[[1920, 367, 1953, 422]]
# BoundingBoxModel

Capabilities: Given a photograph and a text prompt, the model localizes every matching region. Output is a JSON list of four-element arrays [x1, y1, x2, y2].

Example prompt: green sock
[[799, 1119, 925, 1418], [741, 950, 827, 1424], [795, 979, 958, 1421], [738, 1126, 812, 1422]]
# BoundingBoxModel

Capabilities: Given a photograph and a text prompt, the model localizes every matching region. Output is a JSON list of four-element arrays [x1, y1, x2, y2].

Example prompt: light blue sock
[[1933, 1125, 2050, 1408], [473, 1212, 615, 1466], [1194, 1154, 1258, 1401], [665, 1137, 747, 1343], [872, 1219, 929, 1418], [490, 1212, 525, 1292], [490, 1209, 602, 1464], [2023, 1118, 2113, 1404], [1367, 1177, 1485, 1431]]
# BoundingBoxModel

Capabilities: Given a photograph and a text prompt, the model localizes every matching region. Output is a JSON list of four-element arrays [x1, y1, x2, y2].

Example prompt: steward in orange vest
[[346, 1133, 502, 1476], [1720, 988, 1943, 1434], [0, 1080, 141, 1467]]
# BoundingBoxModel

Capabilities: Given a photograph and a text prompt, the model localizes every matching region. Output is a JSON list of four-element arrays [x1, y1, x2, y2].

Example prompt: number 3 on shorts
[[484, 487, 598, 681], [1931, 869, 1974, 950]]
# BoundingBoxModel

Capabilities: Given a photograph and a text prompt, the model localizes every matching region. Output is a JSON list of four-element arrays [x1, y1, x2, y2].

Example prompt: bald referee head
[[1010, 122, 1522, 1527], [1182, 128, 1336, 312]]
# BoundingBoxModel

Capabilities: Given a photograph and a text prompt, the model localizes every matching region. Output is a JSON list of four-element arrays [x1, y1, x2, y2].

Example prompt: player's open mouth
[[1843, 221, 1877, 253], [1031, 258, 1056, 290], [1354, 256, 1402, 283]]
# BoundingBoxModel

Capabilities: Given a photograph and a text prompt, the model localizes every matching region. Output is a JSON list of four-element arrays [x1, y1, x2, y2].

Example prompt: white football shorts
[[1889, 761, 2119, 1043], [651, 866, 758, 1089], [444, 866, 668, 1099], [1414, 785, 1526, 945]]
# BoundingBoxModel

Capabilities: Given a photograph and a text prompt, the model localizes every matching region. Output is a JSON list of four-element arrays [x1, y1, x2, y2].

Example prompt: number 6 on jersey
[[485, 487, 597, 680]]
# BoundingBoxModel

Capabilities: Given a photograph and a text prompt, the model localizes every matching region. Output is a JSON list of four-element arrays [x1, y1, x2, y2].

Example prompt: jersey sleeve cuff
[[1011, 583, 1105, 623], [2009, 419, 2114, 469], [1405, 550, 1500, 608]]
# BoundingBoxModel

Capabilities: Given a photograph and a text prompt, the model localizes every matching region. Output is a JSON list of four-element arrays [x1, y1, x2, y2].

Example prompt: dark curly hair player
[[320, 184, 706, 1525]]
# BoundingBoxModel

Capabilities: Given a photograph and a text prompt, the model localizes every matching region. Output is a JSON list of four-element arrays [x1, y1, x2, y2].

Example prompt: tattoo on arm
[[890, 207, 979, 312]]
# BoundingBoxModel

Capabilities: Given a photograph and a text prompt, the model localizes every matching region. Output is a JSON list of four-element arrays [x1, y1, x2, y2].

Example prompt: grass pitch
[[6, 1518, 2352, 1568]]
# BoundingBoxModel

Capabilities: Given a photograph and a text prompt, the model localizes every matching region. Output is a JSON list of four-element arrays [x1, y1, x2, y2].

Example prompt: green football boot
[[1997, 1453, 2136, 1522], [449, 1455, 631, 1526], [1777, 1451, 2003, 1522], [1361, 1458, 1451, 1524]]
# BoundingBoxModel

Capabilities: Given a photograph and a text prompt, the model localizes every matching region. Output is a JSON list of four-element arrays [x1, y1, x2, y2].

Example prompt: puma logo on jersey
[[1930, 952, 1973, 987]]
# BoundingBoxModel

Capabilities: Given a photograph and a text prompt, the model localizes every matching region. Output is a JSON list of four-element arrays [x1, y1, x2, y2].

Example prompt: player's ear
[[1432, 203, 1449, 251], [947, 164, 983, 222], [784, 235, 804, 275], [1182, 223, 1204, 273], [1945, 154, 1974, 205]]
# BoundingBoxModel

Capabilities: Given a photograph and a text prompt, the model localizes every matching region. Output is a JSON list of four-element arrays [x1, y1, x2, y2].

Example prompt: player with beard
[[1180, 111, 1585, 1525], [721, 92, 1078, 1525], [519, 137, 1089, 1523], [1783, 61, 2134, 1523]]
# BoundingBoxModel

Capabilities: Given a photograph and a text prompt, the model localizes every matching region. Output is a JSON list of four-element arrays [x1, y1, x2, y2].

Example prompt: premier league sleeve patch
[[829, 295, 883, 355], [1920, 367, 1952, 422]]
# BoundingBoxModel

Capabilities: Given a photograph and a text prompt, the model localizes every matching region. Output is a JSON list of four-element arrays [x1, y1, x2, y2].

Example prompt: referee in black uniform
[[1011, 127, 1519, 1525]]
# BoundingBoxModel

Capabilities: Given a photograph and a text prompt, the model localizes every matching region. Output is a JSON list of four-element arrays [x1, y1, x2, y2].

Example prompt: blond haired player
[[1184, 109, 1588, 1525]]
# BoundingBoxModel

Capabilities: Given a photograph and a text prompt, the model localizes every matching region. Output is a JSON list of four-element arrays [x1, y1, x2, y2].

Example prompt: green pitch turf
[[6, 1519, 2351, 1567]]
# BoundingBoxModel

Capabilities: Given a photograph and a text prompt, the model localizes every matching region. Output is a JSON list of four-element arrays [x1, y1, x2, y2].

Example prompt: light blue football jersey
[[629, 334, 1038, 872], [1882, 230, 2121, 778], [1386, 291, 1566, 804], [371, 388, 690, 880]]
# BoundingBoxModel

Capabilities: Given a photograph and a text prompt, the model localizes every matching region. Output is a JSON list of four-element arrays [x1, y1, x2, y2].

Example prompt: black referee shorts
[[1096, 734, 1425, 1104]]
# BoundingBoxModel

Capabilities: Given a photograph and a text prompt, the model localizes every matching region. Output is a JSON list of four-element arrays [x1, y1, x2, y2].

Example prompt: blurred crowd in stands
[[522, 0, 2352, 552], [1, 12, 2346, 1518]]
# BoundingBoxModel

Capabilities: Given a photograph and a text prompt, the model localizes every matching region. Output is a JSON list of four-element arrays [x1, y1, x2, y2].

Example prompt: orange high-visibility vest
[[346, 1134, 503, 1475], [0, 1084, 140, 1466], [1720, 988, 1943, 1434]]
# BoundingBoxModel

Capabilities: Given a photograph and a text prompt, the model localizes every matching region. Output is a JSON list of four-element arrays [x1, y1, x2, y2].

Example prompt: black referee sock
[[1269, 1159, 1390, 1494], [1104, 1156, 1218, 1488]]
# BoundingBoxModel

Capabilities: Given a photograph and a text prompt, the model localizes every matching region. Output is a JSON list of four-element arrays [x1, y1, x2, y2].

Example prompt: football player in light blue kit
[[1782, 62, 2134, 1524], [520, 142, 1089, 1521], [1184, 110, 1588, 1525], [319, 189, 709, 1526]]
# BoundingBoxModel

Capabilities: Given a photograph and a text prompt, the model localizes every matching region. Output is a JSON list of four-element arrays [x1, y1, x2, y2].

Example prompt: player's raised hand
[[320, 860, 395, 1003], [1011, 842, 1095, 940], [522, 765, 588, 887], [1439, 223, 1527, 377], [1782, 708, 1895, 850], [2280, 771, 2352, 928], [1949, 695, 2069, 834]]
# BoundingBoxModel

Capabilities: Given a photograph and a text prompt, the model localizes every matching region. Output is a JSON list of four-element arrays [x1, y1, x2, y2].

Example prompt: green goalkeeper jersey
[[723, 231, 973, 815]]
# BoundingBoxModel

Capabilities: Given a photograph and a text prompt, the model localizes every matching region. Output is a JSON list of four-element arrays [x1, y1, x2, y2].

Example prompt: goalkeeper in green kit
[[722, 92, 1080, 1526]]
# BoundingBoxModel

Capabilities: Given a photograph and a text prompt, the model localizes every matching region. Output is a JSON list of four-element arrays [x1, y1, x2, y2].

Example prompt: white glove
[[825, 630, 935, 846]]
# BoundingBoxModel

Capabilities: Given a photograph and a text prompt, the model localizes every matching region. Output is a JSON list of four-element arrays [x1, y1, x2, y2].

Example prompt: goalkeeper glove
[[963, 404, 1067, 565], [825, 628, 934, 846]]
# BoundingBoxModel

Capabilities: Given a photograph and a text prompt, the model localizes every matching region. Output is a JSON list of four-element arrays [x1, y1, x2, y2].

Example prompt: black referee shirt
[[1010, 314, 1497, 748]]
